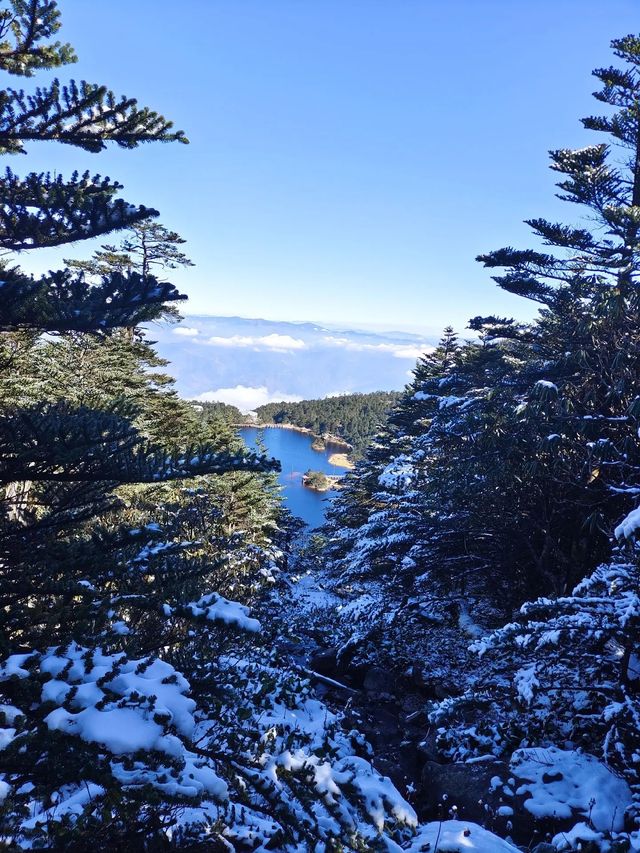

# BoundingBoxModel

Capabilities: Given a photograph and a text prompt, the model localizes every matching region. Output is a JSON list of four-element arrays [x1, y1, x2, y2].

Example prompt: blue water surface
[[240, 427, 345, 529]]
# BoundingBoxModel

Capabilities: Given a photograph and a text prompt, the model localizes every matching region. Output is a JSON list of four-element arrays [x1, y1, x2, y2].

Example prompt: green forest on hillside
[[256, 391, 401, 457], [192, 399, 245, 426]]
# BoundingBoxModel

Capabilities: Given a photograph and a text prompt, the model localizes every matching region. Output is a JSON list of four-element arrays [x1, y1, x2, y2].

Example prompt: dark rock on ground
[[400, 692, 425, 716], [399, 739, 426, 778], [373, 756, 415, 798], [424, 678, 460, 701], [337, 659, 365, 686], [419, 760, 588, 845], [308, 647, 339, 676], [367, 705, 400, 742], [363, 666, 395, 694], [416, 729, 440, 764]]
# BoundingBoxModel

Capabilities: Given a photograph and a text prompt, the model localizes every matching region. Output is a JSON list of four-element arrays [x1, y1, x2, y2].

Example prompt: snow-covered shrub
[[0, 602, 420, 849], [431, 545, 640, 843]]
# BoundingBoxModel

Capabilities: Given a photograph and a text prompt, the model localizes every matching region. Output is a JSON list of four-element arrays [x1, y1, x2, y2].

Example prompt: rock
[[308, 648, 338, 676], [343, 660, 369, 686], [363, 666, 394, 693], [409, 665, 429, 689], [373, 757, 412, 794], [420, 760, 567, 845], [399, 739, 425, 777], [366, 706, 400, 745], [422, 678, 460, 700], [401, 692, 425, 715], [416, 729, 441, 764], [531, 844, 557, 853]]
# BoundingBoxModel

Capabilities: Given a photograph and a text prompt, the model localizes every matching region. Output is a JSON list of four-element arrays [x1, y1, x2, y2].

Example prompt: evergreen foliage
[[325, 33, 640, 626], [432, 545, 640, 797], [0, 0, 75, 77], [65, 220, 195, 280], [0, 0, 186, 253], [3, 3, 640, 849], [316, 36, 640, 846], [256, 390, 402, 458], [0, 4, 427, 848], [0, 169, 158, 251], [194, 399, 245, 427]]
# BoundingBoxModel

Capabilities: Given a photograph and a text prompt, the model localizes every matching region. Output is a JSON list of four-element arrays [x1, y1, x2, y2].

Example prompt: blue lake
[[240, 426, 346, 529]]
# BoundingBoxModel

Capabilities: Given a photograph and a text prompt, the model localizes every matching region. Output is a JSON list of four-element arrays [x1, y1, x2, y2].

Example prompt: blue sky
[[15, 0, 639, 334]]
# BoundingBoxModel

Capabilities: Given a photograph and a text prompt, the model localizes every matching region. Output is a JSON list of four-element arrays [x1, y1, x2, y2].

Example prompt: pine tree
[[0, 4, 425, 848], [471, 35, 640, 588], [65, 219, 195, 280], [0, 0, 187, 322], [419, 36, 640, 844], [327, 35, 640, 638]]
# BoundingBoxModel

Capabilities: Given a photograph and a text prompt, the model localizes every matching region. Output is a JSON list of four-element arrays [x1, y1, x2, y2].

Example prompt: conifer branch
[[0, 1, 76, 76], [0, 169, 158, 250], [0, 79, 187, 154], [0, 267, 186, 332]]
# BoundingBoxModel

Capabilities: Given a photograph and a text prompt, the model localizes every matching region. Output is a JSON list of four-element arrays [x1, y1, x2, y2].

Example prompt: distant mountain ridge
[[149, 314, 438, 411]]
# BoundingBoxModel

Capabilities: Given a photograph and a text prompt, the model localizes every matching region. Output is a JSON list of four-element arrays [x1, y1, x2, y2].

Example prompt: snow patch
[[510, 747, 632, 831], [407, 820, 520, 853]]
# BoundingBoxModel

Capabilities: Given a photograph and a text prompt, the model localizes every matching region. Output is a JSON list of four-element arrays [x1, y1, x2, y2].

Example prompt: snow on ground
[[552, 822, 607, 851], [286, 569, 342, 613], [406, 820, 520, 853], [510, 747, 632, 831]]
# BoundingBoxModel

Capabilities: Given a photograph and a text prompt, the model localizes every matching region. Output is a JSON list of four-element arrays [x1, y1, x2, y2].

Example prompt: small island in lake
[[303, 469, 343, 492]]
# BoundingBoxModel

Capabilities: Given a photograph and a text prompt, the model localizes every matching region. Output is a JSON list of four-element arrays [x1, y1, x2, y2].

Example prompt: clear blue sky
[[16, 0, 639, 333]]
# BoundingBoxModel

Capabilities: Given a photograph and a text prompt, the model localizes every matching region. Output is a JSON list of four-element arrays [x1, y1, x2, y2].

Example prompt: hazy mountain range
[[148, 315, 439, 411]]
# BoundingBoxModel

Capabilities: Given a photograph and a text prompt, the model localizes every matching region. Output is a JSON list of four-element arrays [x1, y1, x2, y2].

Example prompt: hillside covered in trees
[[1, 3, 640, 852], [256, 391, 402, 457], [193, 399, 245, 426]]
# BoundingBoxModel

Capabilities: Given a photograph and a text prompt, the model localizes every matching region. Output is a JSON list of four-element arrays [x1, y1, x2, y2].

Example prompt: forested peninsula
[[194, 392, 402, 464], [255, 391, 402, 458]]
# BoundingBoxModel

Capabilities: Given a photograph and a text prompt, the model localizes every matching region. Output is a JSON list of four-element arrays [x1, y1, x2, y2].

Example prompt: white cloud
[[204, 333, 306, 352], [260, 333, 306, 350], [390, 344, 433, 360], [206, 335, 254, 348], [192, 385, 303, 413], [321, 335, 432, 360], [172, 326, 199, 337]]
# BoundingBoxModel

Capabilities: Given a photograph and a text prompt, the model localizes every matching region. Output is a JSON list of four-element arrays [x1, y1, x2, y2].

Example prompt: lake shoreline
[[236, 422, 353, 458], [327, 452, 355, 469]]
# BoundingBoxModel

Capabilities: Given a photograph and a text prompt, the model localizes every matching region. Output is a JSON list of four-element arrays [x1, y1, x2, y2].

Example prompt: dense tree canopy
[[313, 33, 640, 845], [256, 391, 402, 458]]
